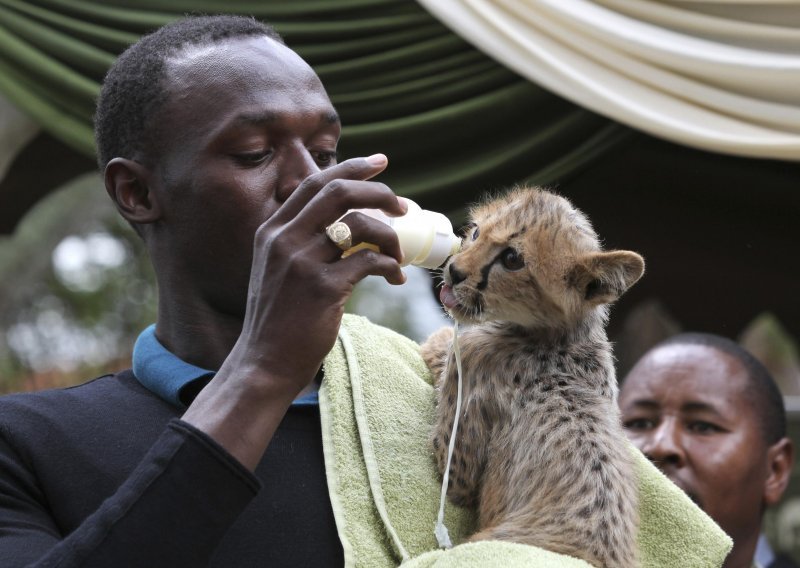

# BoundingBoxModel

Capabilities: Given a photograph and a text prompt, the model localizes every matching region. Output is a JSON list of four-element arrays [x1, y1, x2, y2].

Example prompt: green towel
[[320, 315, 732, 567]]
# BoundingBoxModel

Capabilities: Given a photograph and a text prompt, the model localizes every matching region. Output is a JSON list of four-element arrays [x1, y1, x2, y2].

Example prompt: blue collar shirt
[[132, 324, 319, 408]]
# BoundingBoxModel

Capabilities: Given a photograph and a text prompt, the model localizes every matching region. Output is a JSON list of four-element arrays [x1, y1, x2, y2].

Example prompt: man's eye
[[688, 421, 722, 434], [623, 418, 655, 431], [313, 150, 337, 168], [234, 151, 270, 165]]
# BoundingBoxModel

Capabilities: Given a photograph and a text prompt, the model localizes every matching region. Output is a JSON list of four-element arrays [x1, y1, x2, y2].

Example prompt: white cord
[[435, 321, 463, 549]]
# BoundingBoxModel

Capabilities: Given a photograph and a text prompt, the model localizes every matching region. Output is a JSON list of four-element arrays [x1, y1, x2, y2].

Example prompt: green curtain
[[0, 0, 631, 219]]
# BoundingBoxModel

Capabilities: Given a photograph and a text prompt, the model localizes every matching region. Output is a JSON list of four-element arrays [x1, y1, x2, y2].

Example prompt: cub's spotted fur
[[422, 187, 644, 567]]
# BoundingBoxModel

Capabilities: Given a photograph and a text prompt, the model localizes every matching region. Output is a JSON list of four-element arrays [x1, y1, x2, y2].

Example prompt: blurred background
[[1, 0, 798, 559]]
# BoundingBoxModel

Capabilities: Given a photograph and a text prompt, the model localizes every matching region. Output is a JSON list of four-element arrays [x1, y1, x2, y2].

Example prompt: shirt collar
[[133, 324, 214, 408], [132, 324, 319, 408], [754, 533, 775, 568]]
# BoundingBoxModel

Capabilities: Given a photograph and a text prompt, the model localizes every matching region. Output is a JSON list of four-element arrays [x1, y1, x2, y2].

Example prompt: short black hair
[[94, 14, 283, 171], [658, 332, 786, 445]]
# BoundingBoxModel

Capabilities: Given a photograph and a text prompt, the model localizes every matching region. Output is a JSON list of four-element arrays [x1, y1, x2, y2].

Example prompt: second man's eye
[[688, 421, 722, 434], [623, 418, 656, 431]]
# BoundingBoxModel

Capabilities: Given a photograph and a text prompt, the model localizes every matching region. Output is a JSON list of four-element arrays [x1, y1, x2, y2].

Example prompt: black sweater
[[0, 370, 344, 567]]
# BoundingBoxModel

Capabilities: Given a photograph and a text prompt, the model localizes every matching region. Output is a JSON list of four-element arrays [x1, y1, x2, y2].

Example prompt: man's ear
[[104, 158, 162, 224], [569, 250, 645, 305], [765, 437, 794, 507]]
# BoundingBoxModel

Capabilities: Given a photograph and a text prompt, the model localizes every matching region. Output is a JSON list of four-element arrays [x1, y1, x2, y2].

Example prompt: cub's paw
[[420, 326, 455, 376]]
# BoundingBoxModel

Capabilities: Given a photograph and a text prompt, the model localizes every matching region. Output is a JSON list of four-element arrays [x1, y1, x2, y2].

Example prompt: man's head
[[95, 15, 341, 319], [619, 333, 793, 566], [94, 15, 284, 171]]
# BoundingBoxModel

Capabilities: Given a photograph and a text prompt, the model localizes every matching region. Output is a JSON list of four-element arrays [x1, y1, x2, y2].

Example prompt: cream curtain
[[416, 0, 800, 160], [0, 0, 634, 232]]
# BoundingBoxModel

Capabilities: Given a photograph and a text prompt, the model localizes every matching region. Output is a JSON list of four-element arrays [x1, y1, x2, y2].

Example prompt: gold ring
[[325, 221, 352, 251]]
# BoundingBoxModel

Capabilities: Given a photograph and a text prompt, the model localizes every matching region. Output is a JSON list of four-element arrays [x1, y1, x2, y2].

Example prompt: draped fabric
[[0, 93, 37, 180], [417, 0, 800, 161], [0, 0, 629, 223]]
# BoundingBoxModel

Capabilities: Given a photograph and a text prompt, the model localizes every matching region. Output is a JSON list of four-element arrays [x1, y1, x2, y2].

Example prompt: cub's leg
[[422, 326, 485, 508], [420, 325, 453, 382], [421, 326, 455, 477]]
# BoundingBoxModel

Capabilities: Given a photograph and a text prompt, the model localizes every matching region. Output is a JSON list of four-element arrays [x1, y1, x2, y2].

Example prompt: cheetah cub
[[422, 187, 644, 567]]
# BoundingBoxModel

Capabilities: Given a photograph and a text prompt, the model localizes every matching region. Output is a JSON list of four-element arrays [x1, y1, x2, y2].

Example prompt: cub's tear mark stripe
[[476, 246, 517, 291]]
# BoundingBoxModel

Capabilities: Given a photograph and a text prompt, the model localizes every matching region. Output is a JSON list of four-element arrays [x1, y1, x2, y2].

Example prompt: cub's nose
[[448, 263, 467, 285]]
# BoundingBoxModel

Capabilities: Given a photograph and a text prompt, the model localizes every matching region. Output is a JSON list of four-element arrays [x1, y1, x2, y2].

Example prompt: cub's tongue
[[439, 284, 459, 310]]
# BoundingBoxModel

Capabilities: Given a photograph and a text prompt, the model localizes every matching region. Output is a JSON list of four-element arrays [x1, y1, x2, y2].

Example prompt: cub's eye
[[500, 247, 524, 270], [472, 226, 480, 241], [459, 223, 477, 240]]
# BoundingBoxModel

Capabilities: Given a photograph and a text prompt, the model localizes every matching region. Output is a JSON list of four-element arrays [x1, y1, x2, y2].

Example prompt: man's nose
[[276, 146, 321, 202], [642, 418, 686, 468]]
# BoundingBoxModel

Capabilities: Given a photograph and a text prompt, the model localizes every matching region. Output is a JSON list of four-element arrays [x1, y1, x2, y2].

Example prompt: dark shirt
[[0, 368, 344, 566]]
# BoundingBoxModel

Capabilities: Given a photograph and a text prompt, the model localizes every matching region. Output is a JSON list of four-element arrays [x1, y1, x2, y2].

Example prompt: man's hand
[[182, 154, 407, 470], [239, 153, 406, 388]]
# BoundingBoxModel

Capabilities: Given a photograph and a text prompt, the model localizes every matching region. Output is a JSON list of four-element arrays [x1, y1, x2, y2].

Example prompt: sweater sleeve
[[0, 419, 260, 567]]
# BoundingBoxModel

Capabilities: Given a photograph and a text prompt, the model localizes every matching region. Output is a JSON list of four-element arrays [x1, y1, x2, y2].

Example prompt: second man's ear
[[103, 157, 162, 225], [765, 437, 794, 507]]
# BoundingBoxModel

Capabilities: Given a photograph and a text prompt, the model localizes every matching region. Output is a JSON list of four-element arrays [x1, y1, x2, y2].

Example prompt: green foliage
[[0, 171, 448, 394], [0, 172, 157, 393]]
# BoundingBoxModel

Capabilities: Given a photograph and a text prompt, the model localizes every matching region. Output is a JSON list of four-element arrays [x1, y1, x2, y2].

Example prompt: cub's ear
[[569, 250, 645, 305]]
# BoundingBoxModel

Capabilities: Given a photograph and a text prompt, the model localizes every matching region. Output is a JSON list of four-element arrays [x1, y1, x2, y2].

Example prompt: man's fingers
[[323, 210, 404, 264], [333, 248, 407, 286], [273, 154, 391, 224]]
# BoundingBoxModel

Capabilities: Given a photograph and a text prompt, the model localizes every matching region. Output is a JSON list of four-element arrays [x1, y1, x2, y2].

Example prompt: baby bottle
[[343, 198, 461, 269]]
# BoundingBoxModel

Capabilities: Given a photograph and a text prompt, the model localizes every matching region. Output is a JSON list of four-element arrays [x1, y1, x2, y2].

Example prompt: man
[[0, 14, 731, 568], [0, 15, 409, 567], [619, 332, 797, 568]]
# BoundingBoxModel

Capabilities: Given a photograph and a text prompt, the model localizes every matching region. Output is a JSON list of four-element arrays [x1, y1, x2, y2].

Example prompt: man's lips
[[659, 473, 703, 509], [439, 283, 459, 310]]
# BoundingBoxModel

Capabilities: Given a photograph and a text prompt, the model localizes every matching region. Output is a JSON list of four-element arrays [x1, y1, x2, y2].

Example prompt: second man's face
[[619, 343, 771, 543]]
